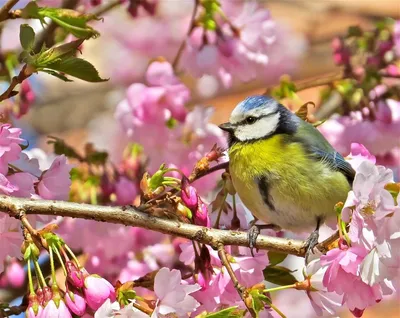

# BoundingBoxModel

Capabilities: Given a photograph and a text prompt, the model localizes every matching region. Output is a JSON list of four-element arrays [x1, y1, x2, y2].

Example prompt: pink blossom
[[115, 176, 137, 205], [94, 299, 120, 318], [304, 259, 343, 317], [0, 215, 22, 273], [152, 267, 200, 317], [7, 172, 38, 198], [345, 143, 376, 171], [84, 275, 116, 310], [321, 246, 383, 312], [232, 247, 269, 287], [11, 152, 42, 177], [42, 299, 72, 318], [37, 155, 73, 200], [115, 61, 189, 139], [65, 291, 87, 316], [342, 161, 395, 248], [319, 99, 400, 156], [0, 124, 24, 175], [0, 174, 18, 195]]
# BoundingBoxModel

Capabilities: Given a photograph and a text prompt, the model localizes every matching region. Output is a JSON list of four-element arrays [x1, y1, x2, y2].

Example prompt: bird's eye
[[245, 117, 257, 125]]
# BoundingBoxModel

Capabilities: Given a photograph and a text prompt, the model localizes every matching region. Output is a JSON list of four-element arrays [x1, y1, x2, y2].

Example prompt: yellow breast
[[228, 136, 351, 230]]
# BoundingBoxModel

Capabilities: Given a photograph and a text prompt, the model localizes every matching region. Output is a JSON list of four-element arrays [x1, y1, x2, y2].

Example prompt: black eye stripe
[[237, 113, 276, 126]]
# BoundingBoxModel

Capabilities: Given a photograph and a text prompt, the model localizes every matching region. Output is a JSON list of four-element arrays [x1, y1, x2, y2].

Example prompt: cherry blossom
[[152, 267, 200, 317]]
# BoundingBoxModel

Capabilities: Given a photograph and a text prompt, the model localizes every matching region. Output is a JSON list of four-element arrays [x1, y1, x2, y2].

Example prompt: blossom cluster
[[298, 144, 400, 317], [0, 124, 72, 272]]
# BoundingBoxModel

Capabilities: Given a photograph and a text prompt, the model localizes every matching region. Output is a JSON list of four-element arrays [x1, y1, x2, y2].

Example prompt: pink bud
[[84, 275, 116, 310], [181, 177, 198, 211], [26, 306, 43, 318], [66, 262, 84, 288], [194, 198, 211, 227], [42, 299, 72, 318], [26, 294, 43, 318], [6, 260, 25, 288], [65, 291, 86, 316]]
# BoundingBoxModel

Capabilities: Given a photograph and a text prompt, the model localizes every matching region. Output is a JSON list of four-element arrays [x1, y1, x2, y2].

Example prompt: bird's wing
[[309, 147, 355, 184], [295, 121, 355, 184]]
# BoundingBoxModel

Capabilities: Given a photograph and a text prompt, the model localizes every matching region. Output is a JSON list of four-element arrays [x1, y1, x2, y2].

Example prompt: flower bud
[[181, 176, 198, 211], [66, 261, 84, 288], [65, 290, 86, 316], [194, 198, 211, 227], [84, 275, 116, 310], [42, 299, 72, 318], [6, 260, 25, 288], [26, 294, 43, 318]]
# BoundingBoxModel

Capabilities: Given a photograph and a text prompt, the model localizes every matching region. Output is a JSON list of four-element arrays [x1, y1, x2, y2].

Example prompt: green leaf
[[21, 2, 100, 39], [204, 306, 245, 317], [35, 39, 84, 66], [267, 252, 288, 267], [40, 8, 99, 39], [41, 69, 73, 82], [19, 24, 36, 51], [41, 56, 107, 82], [263, 266, 298, 286]]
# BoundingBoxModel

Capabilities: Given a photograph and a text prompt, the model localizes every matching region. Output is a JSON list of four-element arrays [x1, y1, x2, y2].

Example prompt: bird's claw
[[304, 230, 320, 262], [248, 223, 280, 257], [248, 224, 260, 257]]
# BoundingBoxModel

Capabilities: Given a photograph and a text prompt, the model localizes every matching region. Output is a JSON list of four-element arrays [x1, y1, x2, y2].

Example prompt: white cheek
[[234, 115, 279, 141]]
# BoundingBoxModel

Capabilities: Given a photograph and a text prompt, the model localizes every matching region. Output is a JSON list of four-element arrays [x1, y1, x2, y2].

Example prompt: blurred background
[[1, 0, 400, 317]]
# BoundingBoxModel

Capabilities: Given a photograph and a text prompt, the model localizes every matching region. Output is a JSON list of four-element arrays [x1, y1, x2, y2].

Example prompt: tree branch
[[0, 195, 338, 258], [0, 65, 34, 102], [0, 0, 19, 22]]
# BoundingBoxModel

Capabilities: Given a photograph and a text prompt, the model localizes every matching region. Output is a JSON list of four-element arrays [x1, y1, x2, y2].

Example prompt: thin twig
[[91, 0, 122, 17], [0, 0, 19, 22], [217, 243, 256, 316], [0, 195, 338, 257], [0, 304, 26, 318], [172, 0, 199, 71], [264, 70, 345, 96], [0, 65, 34, 102]]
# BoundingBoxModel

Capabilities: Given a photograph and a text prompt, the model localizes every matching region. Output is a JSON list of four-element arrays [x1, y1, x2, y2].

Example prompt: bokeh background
[[1, 0, 400, 317]]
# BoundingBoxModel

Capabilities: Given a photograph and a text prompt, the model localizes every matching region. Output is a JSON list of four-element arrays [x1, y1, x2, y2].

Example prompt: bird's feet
[[303, 229, 320, 262], [248, 222, 280, 257]]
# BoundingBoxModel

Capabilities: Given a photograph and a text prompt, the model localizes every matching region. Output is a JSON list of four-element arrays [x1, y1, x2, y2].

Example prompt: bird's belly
[[230, 167, 350, 232]]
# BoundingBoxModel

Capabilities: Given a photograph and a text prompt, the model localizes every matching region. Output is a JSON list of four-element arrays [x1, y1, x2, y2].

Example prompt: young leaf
[[42, 56, 107, 82], [263, 266, 298, 286], [21, 2, 100, 39], [267, 251, 288, 267], [35, 39, 84, 66], [19, 24, 36, 51]]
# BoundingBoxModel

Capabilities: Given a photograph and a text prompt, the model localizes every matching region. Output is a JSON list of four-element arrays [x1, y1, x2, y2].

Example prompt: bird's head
[[219, 95, 297, 146]]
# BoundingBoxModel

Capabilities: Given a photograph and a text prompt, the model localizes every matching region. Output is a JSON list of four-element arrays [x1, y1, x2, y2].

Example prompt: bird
[[218, 95, 355, 259]]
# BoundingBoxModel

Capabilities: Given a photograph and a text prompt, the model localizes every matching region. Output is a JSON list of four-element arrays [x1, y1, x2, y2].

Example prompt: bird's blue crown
[[236, 95, 276, 113]]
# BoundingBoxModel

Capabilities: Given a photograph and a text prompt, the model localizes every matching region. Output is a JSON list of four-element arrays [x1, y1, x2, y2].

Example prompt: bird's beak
[[218, 122, 235, 133]]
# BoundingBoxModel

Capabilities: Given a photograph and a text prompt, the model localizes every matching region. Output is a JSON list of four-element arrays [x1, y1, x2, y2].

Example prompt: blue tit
[[218, 95, 355, 257]]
